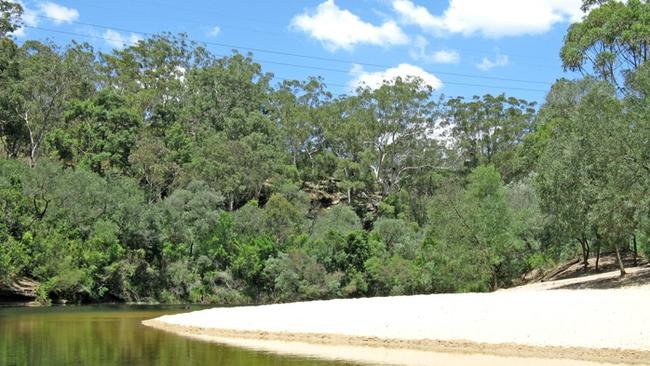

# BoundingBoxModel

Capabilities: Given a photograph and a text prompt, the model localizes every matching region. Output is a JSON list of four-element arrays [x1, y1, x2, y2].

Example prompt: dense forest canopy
[[0, 0, 649, 304]]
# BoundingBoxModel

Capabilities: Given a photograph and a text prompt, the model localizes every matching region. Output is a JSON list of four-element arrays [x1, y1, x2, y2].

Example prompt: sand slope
[[144, 270, 650, 365]]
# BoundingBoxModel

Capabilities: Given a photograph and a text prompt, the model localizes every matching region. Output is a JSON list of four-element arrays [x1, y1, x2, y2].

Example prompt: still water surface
[[0, 305, 356, 366]]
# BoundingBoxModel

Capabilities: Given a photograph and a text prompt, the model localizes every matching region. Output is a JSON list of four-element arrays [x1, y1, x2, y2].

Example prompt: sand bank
[[144, 276, 650, 365]]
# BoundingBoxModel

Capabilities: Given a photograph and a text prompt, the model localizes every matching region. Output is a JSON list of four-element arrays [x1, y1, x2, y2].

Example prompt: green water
[[0, 305, 356, 366]]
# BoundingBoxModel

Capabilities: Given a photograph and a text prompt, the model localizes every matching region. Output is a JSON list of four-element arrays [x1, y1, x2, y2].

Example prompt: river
[[0, 305, 355, 366]]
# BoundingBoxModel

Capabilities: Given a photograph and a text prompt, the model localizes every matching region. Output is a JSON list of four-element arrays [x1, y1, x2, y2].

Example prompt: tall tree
[[12, 41, 96, 166], [536, 78, 637, 275], [48, 90, 141, 175], [357, 78, 441, 196], [0, 0, 22, 38], [561, 0, 650, 88], [442, 94, 536, 181]]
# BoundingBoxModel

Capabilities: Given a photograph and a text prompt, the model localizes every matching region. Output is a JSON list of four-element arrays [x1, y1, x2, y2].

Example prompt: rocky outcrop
[[0, 277, 39, 302], [302, 180, 345, 207]]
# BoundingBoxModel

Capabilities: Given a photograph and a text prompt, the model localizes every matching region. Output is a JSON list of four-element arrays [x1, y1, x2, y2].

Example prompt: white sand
[[154, 285, 650, 351], [146, 270, 650, 365], [176, 334, 631, 366]]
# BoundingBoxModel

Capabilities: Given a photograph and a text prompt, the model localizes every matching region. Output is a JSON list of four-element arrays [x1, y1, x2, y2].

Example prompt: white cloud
[[409, 35, 460, 64], [392, 0, 583, 38], [103, 29, 142, 49], [8, 1, 79, 37], [349, 63, 443, 91], [207, 26, 221, 37], [431, 49, 460, 64], [476, 54, 509, 71], [39, 2, 79, 25], [291, 0, 409, 51]]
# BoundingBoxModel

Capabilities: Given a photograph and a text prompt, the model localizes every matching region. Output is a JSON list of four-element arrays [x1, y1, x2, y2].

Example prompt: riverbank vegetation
[[0, 0, 649, 304]]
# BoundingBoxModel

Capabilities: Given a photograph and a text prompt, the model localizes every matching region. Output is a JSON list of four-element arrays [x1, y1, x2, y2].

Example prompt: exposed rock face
[[302, 180, 344, 207], [0, 277, 39, 302]]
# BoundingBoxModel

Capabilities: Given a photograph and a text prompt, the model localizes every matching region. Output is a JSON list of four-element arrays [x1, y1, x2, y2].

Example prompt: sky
[[12, 0, 586, 103]]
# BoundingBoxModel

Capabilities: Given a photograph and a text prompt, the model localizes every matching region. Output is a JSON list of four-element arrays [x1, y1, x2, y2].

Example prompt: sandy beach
[[144, 269, 650, 365]]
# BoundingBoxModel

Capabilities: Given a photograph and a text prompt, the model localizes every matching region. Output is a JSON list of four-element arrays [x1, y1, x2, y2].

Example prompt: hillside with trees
[[0, 0, 648, 304]]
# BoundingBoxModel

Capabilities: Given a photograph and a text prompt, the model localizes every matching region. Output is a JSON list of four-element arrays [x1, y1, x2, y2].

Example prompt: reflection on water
[[0, 305, 356, 366]]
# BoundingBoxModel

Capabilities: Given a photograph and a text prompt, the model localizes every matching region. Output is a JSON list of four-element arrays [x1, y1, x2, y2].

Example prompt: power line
[[27, 16, 553, 86], [22, 25, 548, 94], [60, 1, 568, 69]]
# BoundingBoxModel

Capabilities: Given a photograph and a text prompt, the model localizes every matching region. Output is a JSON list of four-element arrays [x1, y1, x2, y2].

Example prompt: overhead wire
[[28, 15, 553, 86], [22, 24, 549, 94], [62, 0, 569, 68]]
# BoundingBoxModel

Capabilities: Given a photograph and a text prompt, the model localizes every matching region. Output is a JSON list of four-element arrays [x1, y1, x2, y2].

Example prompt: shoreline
[[143, 319, 650, 365], [141, 276, 650, 366]]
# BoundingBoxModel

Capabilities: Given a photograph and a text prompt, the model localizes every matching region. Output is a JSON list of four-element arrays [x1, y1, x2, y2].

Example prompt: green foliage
[[370, 218, 420, 259], [49, 90, 141, 174], [1, 27, 648, 305], [443, 94, 536, 181], [426, 166, 525, 291], [0, 0, 22, 38], [0, 226, 27, 279], [264, 249, 342, 302], [561, 0, 650, 87], [311, 205, 361, 241], [365, 255, 421, 296]]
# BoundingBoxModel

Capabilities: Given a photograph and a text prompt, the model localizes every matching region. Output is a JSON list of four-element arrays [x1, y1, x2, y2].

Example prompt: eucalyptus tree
[[0, 0, 22, 38], [0, 36, 22, 158], [181, 52, 273, 138], [536, 78, 641, 275], [356, 78, 441, 197], [442, 94, 536, 181], [48, 90, 141, 175], [271, 77, 331, 173], [100, 33, 211, 129], [427, 165, 523, 291], [561, 0, 650, 88], [8, 41, 96, 166], [322, 95, 374, 203]]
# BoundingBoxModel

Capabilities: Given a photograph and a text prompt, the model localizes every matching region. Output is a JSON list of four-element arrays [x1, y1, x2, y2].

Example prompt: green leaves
[[0, 0, 23, 38], [561, 0, 650, 87], [426, 166, 524, 291], [443, 94, 536, 181]]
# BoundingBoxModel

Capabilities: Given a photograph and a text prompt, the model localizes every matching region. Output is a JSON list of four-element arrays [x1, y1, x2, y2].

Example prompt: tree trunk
[[613, 241, 626, 277], [577, 237, 590, 269], [595, 231, 601, 271], [633, 234, 638, 267]]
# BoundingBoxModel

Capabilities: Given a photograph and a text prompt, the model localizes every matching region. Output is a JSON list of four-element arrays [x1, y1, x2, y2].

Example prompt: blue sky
[[13, 0, 585, 103]]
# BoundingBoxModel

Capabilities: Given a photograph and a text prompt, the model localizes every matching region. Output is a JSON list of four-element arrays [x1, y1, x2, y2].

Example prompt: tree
[[427, 166, 523, 290], [48, 90, 141, 174], [536, 78, 637, 275], [271, 77, 331, 171], [370, 218, 420, 260], [189, 132, 282, 210], [264, 249, 341, 302], [0, 37, 23, 158], [356, 78, 442, 196], [443, 94, 537, 181], [0, 0, 22, 38], [160, 180, 223, 258], [181, 52, 272, 139], [12, 41, 96, 166], [561, 0, 650, 88], [310, 205, 362, 241], [99, 33, 210, 128]]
